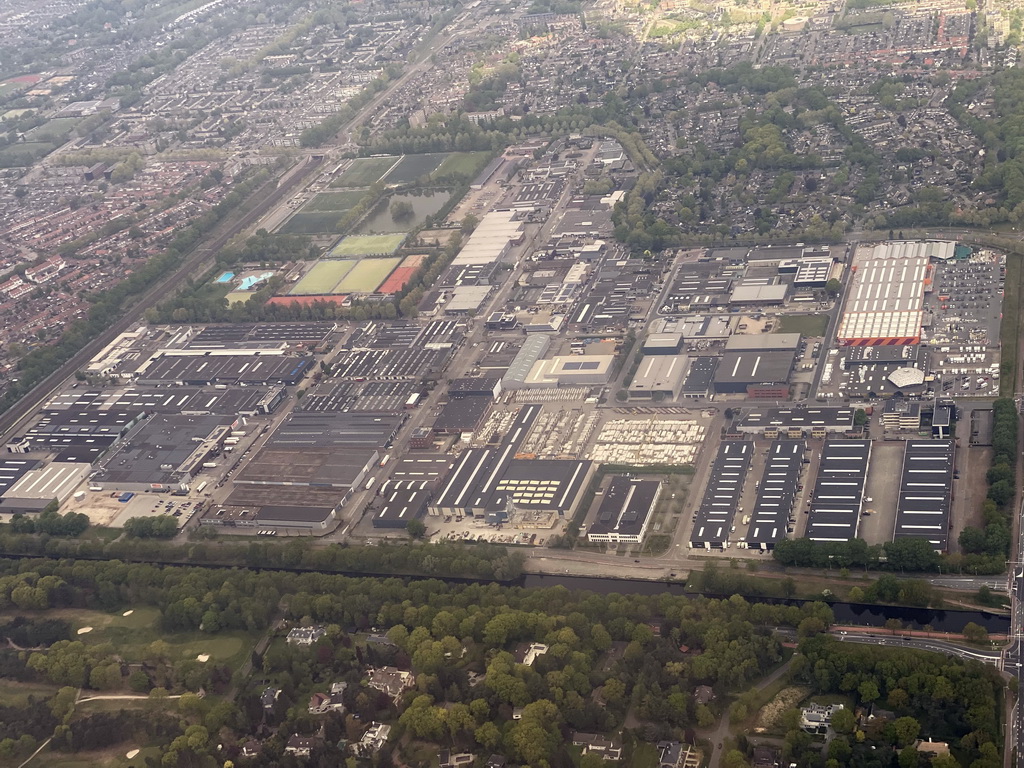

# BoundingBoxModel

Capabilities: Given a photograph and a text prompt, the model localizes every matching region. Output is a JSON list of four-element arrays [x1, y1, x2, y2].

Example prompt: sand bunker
[[122, 610, 134, 617], [196, 654, 210, 663], [77, 626, 93, 635], [126, 749, 140, 759]]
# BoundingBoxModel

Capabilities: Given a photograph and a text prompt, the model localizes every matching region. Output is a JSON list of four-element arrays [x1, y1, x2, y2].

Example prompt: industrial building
[[0, 462, 90, 514], [235, 411, 403, 491], [7, 408, 145, 463], [94, 413, 232, 491], [689, 441, 753, 549], [587, 476, 661, 544], [642, 334, 684, 355], [523, 355, 614, 388], [137, 353, 314, 386], [735, 407, 856, 436], [629, 355, 688, 399], [681, 357, 718, 399], [370, 480, 431, 529], [745, 440, 805, 551], [836, 241, 944, 346], [893, 440, 954, 552], [502, 334, 551, 390], [432, 396, 492, 435], [804, 440, 871, 542], [724, 334, 801, 353], [713, 351, 795, 397]]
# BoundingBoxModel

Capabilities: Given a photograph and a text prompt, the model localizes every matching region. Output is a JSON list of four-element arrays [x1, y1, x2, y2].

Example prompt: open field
[[27, 744, 163, 768], [432, 151, 492, 180], [302, 190, 368, 211], [383, 152, 449, 184], [0, 679, 59, 706], [335, 257, 401, 293], [289, 260, 356, 295], [49, 606, 252, 667], [27, 117, 82, 142], [775, 313, 829, 337], [332, 156, 399, 187], [328, 233, 405, 257], [278, 211, 345, 235]]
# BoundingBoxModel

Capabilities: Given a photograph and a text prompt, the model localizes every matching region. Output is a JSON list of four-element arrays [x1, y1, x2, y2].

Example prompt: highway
[[834, 632, 1002, 664]]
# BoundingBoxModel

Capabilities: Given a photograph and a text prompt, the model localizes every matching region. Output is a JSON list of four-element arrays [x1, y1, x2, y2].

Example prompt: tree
[[406, 519, 426, 539], [831, 707, 856, 734], [722, 750, 750, 768], [826, 278, 841, 297], [892, 716, 920, 747], [857, 680, 879, 703], [962, 622, 989, 644]]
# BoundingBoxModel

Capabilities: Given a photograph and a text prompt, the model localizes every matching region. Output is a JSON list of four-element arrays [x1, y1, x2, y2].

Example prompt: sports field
[[27, 117, 82, 142], [332, 156, 400, 187], [328, 233, 405, 257], [289, 260, 357, 295], [383, 152, 449, 184], [302, 190, 368, 211], [279, 211, 346, 235], [335, 257, 401, 293], [432, 151, 492, 180]]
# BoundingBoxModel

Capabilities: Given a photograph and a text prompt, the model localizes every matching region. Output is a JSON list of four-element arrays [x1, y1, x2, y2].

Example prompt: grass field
[[431, 151, 491, 180], [775, 313, 829, 337], [0, 679, 59, 706], [48, 606, 250, 666], [278, 211, 346, 235], [335, 257, 401, 293], [30, 744, 163, 768], [289, 260, 357, 295], [332, 156, 399, 187], [329, 234, 405, 257], [27, 117, 82, 142], [383, 152, 449, 184], [302, 190, 368, 212]]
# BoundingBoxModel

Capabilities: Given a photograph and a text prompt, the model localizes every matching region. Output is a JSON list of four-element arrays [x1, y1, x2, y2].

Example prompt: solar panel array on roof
[[690, 441, 752, 548], [805, 440, 871, 542], [747, 440, 805, 550], [893, 440, 954, 552]]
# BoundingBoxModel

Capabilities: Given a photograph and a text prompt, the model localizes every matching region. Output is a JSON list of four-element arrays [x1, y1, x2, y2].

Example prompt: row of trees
[[772, 536, 992, 577], [958, 397, 1017, 570]]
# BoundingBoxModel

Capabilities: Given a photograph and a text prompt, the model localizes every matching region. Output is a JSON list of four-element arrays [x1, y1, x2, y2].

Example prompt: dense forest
[[0, 558, 1003, 767]]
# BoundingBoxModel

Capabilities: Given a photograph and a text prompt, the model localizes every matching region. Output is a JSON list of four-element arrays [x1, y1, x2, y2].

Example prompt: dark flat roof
[[682, 357, 718, 393], [140, 354, 313, 386], [737, 407, 855, 431], [589, 476, 660, 538], [433, 396, 491, 432], [747, 440, 805, 547], [893, 440, 954, 552], [432, 404, 543, 511], [690, 441, 753, 546], [714, 351, 794, 386], [0, 459, 41, 497], [805, 440, 871, 542]]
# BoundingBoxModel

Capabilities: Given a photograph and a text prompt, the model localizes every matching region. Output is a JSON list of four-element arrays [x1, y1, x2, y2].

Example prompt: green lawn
[[328, 234, 405, 257], [0, 679, 59, 707], [302, 190, 368, 212], [335, 257, 401, 293], [26, 117, 82, 142], [278, 211, 346, 235], [289, 260, 356, 295], [49, 607, 251, 667], [382, 152, 449, 184], [775, 313, 829, 337], [332, 156, 399, 187], [0, 141, 55, 165], [432, 151, 492, 180]]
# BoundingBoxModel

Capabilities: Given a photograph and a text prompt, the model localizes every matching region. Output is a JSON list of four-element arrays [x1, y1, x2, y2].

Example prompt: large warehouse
[[804, 440, 872, 542], [835, 241, 947, 346], [893, 439, 954, 552], [587, 476, 661, 544], [713, 351, 795, 396], [629, 355, 688, 399]]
